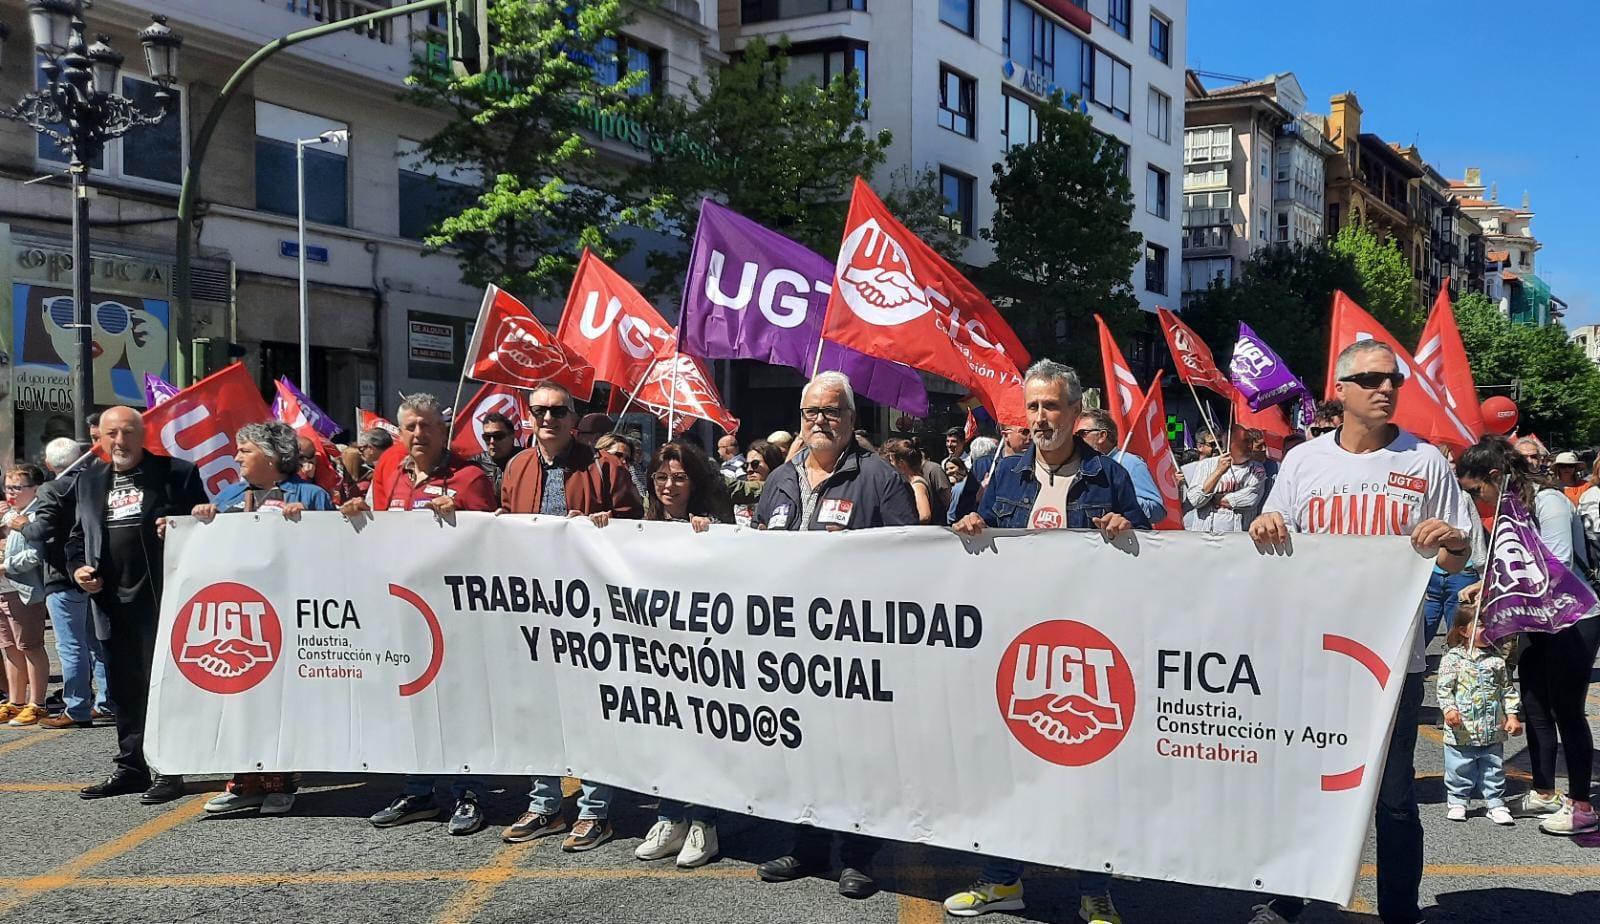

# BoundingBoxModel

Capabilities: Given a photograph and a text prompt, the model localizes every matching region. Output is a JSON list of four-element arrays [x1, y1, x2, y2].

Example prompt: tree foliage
[[403, 0, 647, 298], [1453, 293, 1600, 447], [981, 92, 1142, 379], [635, 36, 891, 292], [879, 165, 966, 264], [1330, 224, 1423, 345]]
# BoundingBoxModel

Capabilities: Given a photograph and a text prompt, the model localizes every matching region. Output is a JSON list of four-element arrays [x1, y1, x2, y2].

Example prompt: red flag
[[271, 382, 341, 496], [555, 248, 675, 392], [1096, 314, 1140, 435], [1231, 391, 1293, 459], [822, 177, 1028, 426], [1123, 377, 1183, 530], [450, 383, 526, 457], [466, 285, 596, 401], [356, 408, 398, 436], [1325, 291, 1479, 449], [1414, 283, 1485, 441], [631, 352, 739, 436], [1157, 308, 1234, 396], [142, 363, 273, 501]]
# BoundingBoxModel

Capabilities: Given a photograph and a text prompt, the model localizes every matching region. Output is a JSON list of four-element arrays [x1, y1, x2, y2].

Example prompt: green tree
[[982, 92, 1142, 378], [403, 1, 650, 298], [635, 36, 891, 292], [1179, 241, 1362, 388], [1330, 224, 1423, 345], [879, 165, 966, 263], [1453, 293, 1600, 446]]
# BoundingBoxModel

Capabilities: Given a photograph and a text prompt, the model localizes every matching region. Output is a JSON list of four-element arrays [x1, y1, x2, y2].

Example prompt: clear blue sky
[[1187, 0, 1597, 327]]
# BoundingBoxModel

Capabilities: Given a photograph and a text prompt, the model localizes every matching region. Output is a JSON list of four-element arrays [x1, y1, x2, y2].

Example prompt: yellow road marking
[[897, 894, 946, 924], [433, 840, 538, 924], [1347, 897, 1375, 914], [62, 866, 756, 891], [0, 733, 56, 758], [0, 796, 207, 916]]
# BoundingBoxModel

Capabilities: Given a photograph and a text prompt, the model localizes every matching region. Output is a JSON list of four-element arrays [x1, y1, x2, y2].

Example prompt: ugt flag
[[1095, 315, 1140, 437], [1157, 308, 1233, 396], [681, 199, 927, 416], [1480, 492, 1598, 645], [1122, 377, 1183, 530], [466, 285, 596, 401], [822, 177, 1028, 426], [1229, 322, 1310, 412], [631, 352, 740, 436], [555, 249, 675, 393], [143, 373, 179, 408], [142, 363, 274, 501], [450, 383, 525, 457], [1414, 284, 1485, 439]]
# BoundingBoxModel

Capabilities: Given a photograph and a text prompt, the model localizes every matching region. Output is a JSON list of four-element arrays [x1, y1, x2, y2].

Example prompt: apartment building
[[1449, 167, 1562, 325]]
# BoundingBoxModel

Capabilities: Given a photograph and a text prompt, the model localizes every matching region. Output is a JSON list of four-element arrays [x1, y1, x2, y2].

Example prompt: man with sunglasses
[[1310, 400, 1343, 438], [1247, 340, 1473, 924], [498, 382, 641, 852], [476, 411, 523, 495]]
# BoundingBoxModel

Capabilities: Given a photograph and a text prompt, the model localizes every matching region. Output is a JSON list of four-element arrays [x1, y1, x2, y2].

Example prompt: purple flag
[[271, 377, 342, 440], [1229, 322, 1310, 412], [143, 373, 179, 408], [1481, 492, 1598, 645], [680, 199, 928, 416]]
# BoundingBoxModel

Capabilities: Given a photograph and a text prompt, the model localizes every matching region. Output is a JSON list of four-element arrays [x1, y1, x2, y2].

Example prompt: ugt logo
[[835, 218, 934, 327], [996, 620, 1135, 766], [170, 582, 282, 695]]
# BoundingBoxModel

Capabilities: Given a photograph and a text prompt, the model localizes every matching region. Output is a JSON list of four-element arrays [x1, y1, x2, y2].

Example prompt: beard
[[1031, 426, 1071, 453]]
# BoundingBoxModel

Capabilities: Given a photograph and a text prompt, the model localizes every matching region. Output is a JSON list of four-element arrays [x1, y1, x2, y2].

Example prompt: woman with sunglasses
[[730, 439, 785, 526], [1457, 436, 1600, 836]]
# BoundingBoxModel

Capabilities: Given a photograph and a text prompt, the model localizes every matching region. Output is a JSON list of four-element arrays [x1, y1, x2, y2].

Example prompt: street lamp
[[0, 3, 181, 444], [295, 129, 348, 396]]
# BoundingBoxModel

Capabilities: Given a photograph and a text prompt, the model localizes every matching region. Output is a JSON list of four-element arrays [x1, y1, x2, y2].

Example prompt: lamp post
[[0, 2, 181, 445], [295, 129, 347, 396]]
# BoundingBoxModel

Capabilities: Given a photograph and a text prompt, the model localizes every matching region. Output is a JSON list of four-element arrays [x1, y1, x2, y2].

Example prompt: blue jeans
[[47, 589, 111, 721], [401, 775, 484, 801], [1422, 569, 1476, 644], [1444, 742, 1506, 807], [657, 799, 715, 825], [527, 776, 613, 820], [978, 857, 1112, 896]]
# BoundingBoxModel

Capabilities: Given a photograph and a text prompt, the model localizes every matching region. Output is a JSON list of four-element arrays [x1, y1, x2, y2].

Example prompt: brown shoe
[[501, 811, 567, 843], [39, 713, 90, 729], [561, 818, 613, 852]]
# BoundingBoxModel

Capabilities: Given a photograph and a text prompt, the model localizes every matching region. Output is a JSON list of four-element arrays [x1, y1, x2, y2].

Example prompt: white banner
[[148, 514, 1435, 905]]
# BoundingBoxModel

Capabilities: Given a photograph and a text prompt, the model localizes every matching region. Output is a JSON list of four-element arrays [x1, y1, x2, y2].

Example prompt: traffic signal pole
[[171, 0, 488, 385]]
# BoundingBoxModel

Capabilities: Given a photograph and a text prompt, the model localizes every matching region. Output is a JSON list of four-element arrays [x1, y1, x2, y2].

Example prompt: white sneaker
[[1488, 806, 1514, 826], [261, 792, 296, 815], [1446, 804, 1467, 822], [676, 819, 718, 868], [1519, 790, 1563, 816], [1539, 799, 1600, 836], [204, 790, 266, 814], [634, 819, 688, 861]]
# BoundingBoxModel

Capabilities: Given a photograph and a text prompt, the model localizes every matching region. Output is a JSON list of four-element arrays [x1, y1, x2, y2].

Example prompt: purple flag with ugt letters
[[1229, 322, 1310, 412], [1481, 492, 1598, 644], [271, 377, 342, 440], [680, 199, 928, 416], [143, 373, 180, 408]]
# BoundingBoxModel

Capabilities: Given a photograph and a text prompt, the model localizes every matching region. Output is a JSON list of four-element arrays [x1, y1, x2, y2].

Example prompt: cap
[[1552, 451, 1582, 466], [577, 413, 615, 436]]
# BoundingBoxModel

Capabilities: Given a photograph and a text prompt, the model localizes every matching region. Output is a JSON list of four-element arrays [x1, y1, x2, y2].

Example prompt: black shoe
[[81, 772, 151, 799], [757, 854, 824, 883], [447, 794, 485, 836], [369, 793, 440, 827], [838, 867, 877, 899], [141, 775, 187, 804]]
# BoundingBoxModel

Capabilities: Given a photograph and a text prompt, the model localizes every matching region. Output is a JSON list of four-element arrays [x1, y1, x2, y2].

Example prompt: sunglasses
[[482, 430, 514, 442], [528, 405, 571, 420], [1310, 426, 1335, 436], [1338, 371, 1406, 390], [1073, 428, 1107, 439], [3, 484, 31, 493]]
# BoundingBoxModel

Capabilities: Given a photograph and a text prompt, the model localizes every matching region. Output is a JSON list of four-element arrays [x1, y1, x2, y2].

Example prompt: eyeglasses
[[3, 484, 30, 493], [651, 473, 691, 487], [800, 406, 845, 422], [482, 430, 513, 442], [528, 405, 571, 420], [1338, 371, 1405, 390], [1310, 426, 1336, 436], [1461, 482, 1486, 499], [1073, 427, 1108, 439], [605, 446, 633, 464]]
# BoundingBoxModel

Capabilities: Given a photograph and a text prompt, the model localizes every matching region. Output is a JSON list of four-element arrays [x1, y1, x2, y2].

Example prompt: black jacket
[[755, 443, 917, 531], [20, 471, 79, 592], [66, 454, 207, 635]]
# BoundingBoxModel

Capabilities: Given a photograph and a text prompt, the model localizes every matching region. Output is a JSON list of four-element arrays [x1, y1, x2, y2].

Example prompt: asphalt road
[[4, 634, 1597, 924]]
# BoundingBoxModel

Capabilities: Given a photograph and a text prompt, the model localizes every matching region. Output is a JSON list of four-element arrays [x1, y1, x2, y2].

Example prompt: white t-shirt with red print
[[1263, 427, 1474, 673]]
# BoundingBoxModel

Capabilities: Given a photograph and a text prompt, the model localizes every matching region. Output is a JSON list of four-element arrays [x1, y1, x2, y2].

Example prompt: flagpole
[[616, 331, 681, 428], [809, 334, 827, 378], [667, 352, 681, 437], [1469, 473, 1512, 648], [1184, 380, 1222, 448]]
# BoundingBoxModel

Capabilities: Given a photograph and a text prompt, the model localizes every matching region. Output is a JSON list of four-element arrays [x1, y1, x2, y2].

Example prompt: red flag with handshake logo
[[465, 285, 596, 401], [142, 362, 274, 501], [1156, 308, 1234, 396], [821, 177, 1029, 426]]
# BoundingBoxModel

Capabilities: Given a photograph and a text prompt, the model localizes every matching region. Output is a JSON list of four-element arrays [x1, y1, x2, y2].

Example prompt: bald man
[[67, 406, 207, 804]]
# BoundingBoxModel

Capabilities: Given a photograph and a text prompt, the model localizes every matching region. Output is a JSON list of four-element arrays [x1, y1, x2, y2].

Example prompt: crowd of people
[[0, 342, 1596, 924]]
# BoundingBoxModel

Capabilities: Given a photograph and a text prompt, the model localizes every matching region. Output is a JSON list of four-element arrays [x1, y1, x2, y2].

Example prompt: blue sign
[[1002, 59, 1058, 100], [279, 240, 329, 264]]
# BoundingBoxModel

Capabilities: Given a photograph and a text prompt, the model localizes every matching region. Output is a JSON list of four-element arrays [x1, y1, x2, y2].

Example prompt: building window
[[1149, 13, 1171, 64], [1259, 208, 1269, 242], [590, 37, 663, 97], [1145, 243, 1168, 294], [786, 40, 870, 101], [741, 0, 864, 24], [1086, 47, 1132, 121], [1276, 211, 1289, 243], [1146, 165, 1169, 219], [37, 65, 184, 187], [1328, 202, 1341, 235], [940, 167, 975, 238], [1002, 91, 1041, 150], [939, 0, 974, 35], [1096, 132, 1130, 178], [1146, 86, 1170, 143], [1184, 125, 1232, 163], [1002, 0, 1087, 101], [397, 140, 479, 241], [1107, 0, 1131, 38], [254, 101, 349, 227], [938, 65, 976, 138]]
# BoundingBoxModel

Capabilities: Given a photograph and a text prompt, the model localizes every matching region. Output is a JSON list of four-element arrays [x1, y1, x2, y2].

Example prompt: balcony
[[1183, 225, 1234, 254], [275, 0, 397, 43]]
